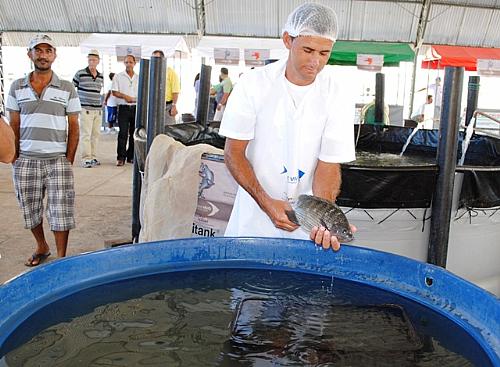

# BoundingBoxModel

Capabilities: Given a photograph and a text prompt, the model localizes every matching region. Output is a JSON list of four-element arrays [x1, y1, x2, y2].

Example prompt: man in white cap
[[219, 3, 356, 251], [6, 34, 81, 266], [73, 49, 104, 168]]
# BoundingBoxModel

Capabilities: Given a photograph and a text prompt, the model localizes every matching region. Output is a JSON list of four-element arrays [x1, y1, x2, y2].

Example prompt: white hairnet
[[282, 3, 338, 41]]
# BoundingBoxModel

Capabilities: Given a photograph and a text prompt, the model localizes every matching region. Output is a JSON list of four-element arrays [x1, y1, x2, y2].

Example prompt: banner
[[214, 48, 240, 65], [357, 54, 384, 71], [244, 49, 270, 66], [115, 45, 141, 62], [192, 154, 238, 237], [477, 59, 500, 76]]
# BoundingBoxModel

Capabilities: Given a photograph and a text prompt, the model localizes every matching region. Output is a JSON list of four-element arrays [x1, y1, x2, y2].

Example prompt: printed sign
[[214, 48, 240, 65], [477, 59, 500, 76], [356, 54, 384, 71], [244, 49, 271, 66], [192, 154, 238, 238], [115, 45, 142, 62]]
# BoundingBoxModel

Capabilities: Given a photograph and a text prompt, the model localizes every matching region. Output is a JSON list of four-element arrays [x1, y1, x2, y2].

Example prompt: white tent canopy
[[79, 34, 190, 58], [195, 36, 288, 61]]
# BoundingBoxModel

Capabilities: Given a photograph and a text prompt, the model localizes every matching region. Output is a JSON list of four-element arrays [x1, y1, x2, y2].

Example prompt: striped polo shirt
[[6, 72, 81, 159], [72, 67, 103, 109]]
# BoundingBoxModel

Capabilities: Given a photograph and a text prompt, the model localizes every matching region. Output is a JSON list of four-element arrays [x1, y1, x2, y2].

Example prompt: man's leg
[[90, 110, 102, 161], [126, 106, 136, 162], [80, 109, 93, 165], [53, 230, 69, 257], [117, 106, 129, 162], [29, 223, 51, 265]]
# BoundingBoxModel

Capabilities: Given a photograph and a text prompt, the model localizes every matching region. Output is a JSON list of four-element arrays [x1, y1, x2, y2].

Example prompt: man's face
[[283, 32, 333, 85], [88, 55, 99, 68], [124, 56, 136, 72], [28, 44, 56, 72]]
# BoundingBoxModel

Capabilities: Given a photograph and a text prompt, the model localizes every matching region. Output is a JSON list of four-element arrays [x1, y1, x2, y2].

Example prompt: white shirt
[[111, 71, 138, 105], [106, 81, 118, 107], [219, 58, 356, 239]]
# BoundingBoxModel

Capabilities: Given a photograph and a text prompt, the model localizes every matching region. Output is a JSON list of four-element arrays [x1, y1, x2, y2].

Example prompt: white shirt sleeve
[[6, 83, 20, 112], [111, 76, 119, 92], [218, 78, 257, 140], [319, 81, 356, 163]]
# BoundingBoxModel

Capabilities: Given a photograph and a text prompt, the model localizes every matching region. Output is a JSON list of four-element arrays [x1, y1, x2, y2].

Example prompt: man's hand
[[217, 103, 223, 111], [310, 224, 357, 251], [170, 105, 178, 117], [263, 198, 299, 232]]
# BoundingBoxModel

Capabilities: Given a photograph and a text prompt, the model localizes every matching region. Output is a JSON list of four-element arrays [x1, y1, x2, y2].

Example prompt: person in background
[[6, 34, 81, 266], [411, 94, 434, 129], [112, 54, 138, 166], [193, 72, 200, 115], [213, 67, 232, 121], [73, 49, 104, 168], [151, 50, 181, 125], [104, 72, 118, 133], [219, 3, 356, 251], [0, 113, 15, 163]]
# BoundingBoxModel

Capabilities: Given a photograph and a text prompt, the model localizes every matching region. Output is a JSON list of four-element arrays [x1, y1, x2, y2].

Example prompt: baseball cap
[[28, 34, 56, 50], [88, 49, 100, 58]]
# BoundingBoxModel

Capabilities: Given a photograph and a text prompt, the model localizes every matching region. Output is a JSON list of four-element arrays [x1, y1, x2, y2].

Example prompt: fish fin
[[320, 218, 330, 231], [285, 210, 300, 225]]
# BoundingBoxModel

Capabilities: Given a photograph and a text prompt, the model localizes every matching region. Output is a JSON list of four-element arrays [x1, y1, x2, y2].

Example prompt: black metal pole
[[132, 59, 150, 243], [146, 55, 166, 153], [196, 64, 212, 129], [465, 76, 480, 127], [374, 73, 385, 125], [427, 67, 464, 267]]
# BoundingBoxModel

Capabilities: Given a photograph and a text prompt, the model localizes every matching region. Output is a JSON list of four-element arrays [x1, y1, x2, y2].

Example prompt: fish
[[286, 195, 354, 242]]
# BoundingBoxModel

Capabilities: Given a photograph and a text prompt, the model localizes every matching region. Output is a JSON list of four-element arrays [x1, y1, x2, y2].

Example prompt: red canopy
[[421, 45, 500, 71]]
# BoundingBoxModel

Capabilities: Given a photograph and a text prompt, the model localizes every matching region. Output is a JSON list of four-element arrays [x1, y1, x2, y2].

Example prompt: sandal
[[25, 252, 51, 267]]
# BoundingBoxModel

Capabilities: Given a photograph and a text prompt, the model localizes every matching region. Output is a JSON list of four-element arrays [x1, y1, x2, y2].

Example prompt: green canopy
[[329, 41, 415, 67]]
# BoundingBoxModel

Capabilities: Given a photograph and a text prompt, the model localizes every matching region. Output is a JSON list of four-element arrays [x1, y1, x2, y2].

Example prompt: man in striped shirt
[[73, 49, 104, 168], [6, 34, 81, 266]]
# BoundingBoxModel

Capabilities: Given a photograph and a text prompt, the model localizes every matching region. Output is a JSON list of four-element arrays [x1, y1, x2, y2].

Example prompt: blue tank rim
[[0, 237, 498, 364]]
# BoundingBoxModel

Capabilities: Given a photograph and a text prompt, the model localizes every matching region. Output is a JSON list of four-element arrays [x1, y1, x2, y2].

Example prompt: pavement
[[0, 132, 134, 284]]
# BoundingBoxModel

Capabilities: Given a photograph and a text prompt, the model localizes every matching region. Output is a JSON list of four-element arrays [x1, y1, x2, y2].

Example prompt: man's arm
[[112, 90, 135, 103], [66, 114, 79, 164], [170, 92, 179, 117], [0, 116, 15, 163], [224, 138, 298, 231], [312, 160, 341, 201], [8, 111, 20, 161], [310, 160, 345, 251]]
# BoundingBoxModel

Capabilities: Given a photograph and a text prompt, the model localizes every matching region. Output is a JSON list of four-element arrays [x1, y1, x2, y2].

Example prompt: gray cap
[[282, 3, 338, 41], [28, 34, 56, 50]]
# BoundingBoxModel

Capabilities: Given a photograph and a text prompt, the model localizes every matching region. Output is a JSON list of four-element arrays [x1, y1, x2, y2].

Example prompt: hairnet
[[282, 3, 338, 41]]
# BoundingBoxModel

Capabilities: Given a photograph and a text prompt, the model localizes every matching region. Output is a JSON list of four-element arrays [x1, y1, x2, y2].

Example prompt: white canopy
[[195, 36, 288, 60], [80, 33, 190, 58]]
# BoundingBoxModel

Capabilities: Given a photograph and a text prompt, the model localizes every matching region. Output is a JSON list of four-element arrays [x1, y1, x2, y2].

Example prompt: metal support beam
[[195, 0, 206, 38], [375, 73, 385, 124], [427, 67, 464, 268], [408, 0, 432, 118], [132, 58, 150, 243], [465, 76, 480, 127], [146, 55, 166, 152]]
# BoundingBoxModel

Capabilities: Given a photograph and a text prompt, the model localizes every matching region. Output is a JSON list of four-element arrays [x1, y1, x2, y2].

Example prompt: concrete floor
[[0, 132, 133, 284]]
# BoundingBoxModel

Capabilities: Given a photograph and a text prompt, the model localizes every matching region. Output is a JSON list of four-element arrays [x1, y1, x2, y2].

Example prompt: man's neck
[[31, 69, 53, 84], [126, 69, 134, 77], [88, 66, 97, 74]]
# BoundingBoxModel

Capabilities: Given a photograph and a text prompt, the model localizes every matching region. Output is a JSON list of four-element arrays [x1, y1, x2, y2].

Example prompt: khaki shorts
[[13, 156, 75, 231]]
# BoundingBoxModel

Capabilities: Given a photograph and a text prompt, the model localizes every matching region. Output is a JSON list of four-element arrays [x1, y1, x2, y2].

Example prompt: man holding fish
[[219, 3, 356, 250]]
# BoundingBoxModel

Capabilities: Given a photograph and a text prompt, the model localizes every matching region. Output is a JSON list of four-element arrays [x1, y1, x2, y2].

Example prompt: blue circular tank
[[0, 238, 498, 365]]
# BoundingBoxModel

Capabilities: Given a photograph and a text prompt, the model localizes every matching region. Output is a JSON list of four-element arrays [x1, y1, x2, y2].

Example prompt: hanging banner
[[244, 49, 270, 66], [477, 59, 500, 76], [357, 54, 384, 71], [115, 45, 142, 62], [214, 48, 240, 65]]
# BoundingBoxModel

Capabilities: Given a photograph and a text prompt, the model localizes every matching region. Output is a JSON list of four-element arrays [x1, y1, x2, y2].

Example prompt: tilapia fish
[[286, 195, 354, 242]]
